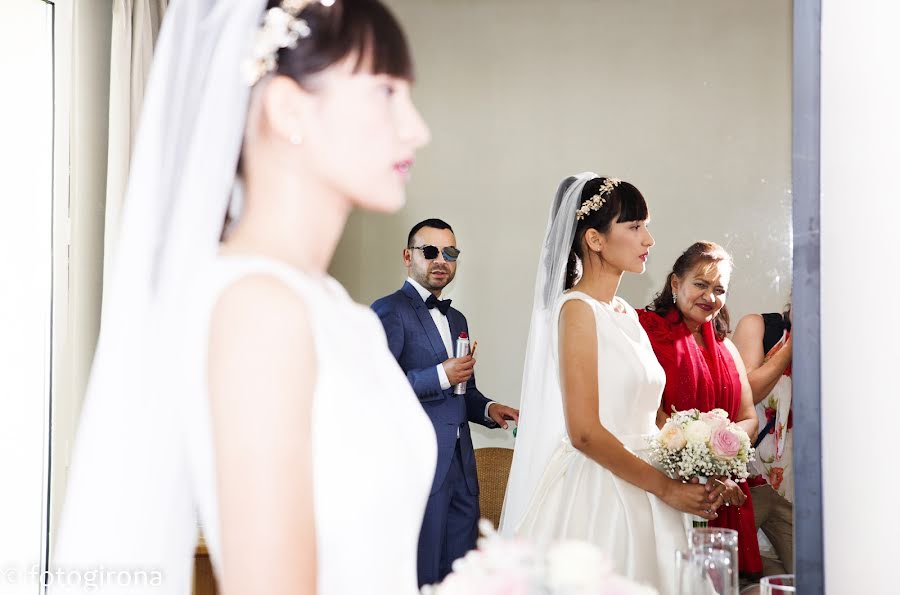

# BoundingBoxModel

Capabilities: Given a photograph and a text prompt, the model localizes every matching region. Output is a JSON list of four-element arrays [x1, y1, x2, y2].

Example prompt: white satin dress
[[514, 292, 689, 595]]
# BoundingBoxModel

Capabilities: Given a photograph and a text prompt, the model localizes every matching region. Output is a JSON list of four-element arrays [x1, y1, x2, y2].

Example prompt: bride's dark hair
[[271, 0, 414, 86], [564, 178, 648, 289], [227, 0, 413, 235]]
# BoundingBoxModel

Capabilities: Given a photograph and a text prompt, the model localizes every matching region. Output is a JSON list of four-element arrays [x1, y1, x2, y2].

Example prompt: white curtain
[[103, 0, 168, 294]]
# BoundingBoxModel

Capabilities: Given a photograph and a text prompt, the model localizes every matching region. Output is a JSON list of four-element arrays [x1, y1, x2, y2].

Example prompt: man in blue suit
[[372, 218, 519, 587]]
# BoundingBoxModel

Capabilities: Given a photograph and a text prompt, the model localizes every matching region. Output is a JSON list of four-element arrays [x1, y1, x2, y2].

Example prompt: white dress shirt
[[406, 277, 495, 428]]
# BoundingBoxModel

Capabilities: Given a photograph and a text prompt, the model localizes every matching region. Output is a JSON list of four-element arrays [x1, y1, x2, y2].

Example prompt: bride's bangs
[[347, 1, 414, 80], [612, 182, 649, 224]]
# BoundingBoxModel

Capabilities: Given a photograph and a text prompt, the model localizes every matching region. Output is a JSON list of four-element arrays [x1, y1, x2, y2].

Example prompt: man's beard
[[423, 267, 452, 289]]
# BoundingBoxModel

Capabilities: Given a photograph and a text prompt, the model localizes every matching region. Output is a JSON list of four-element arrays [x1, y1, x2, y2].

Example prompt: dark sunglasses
[[410, 245, 461, 262]]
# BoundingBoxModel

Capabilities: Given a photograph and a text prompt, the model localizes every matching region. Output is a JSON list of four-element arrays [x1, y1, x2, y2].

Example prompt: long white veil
[[51, 0, 266, 589], [499, 172, 598, 536]]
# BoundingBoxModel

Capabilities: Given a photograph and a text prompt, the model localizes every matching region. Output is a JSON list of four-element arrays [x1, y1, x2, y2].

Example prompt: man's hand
[[487, 403, 520, 429], [442, 355, 475, 386]]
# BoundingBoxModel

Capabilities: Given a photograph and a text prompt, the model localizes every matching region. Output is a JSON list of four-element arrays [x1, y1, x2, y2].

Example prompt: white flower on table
[[545, 540, 612, 591], [422, 520, 658, 595]]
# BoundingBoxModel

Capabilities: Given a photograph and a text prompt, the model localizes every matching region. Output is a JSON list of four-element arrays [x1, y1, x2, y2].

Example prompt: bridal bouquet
[[648, 408, 754, 482], [421, 520, 658, 595]]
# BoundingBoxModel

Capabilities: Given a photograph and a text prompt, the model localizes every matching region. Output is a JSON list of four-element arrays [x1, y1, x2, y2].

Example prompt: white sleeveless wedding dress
[[52, 256, 436, 594], [513, 292, 689, 595]]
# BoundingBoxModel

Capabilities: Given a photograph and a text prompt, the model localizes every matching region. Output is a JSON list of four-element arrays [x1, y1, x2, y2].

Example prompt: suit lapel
[[402, 282, 450, 360], [448, 310, 462, 347]]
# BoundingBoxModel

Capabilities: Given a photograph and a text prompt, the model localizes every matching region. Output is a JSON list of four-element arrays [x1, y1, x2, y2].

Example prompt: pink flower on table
[[710, 427, 741, 460]]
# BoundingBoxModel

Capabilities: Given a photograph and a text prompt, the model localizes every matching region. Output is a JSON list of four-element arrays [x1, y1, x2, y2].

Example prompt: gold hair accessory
[[243, 0, 336, 86], [575, 178, 621, 221]]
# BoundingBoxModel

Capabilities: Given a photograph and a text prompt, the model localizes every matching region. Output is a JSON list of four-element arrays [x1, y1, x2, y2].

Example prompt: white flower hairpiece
[[242, 0, 336, 86], [575, 177, 622, 221]]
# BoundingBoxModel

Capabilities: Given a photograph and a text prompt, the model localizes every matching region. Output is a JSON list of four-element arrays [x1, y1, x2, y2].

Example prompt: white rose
[[684, 420, 712, 445], [546, 540, 612, 591], [658, 421, 687, 450]]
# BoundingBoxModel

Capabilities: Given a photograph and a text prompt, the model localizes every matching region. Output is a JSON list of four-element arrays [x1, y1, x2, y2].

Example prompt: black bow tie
[[425, 294, 452, 316]]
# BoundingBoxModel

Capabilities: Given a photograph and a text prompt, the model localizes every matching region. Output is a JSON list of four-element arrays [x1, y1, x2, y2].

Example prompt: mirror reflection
[[332, 0, 793, 592], [28, 1, 798, 594]]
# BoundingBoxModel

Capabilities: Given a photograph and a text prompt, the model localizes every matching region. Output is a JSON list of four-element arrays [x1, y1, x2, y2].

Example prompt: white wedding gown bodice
[[514, 291, 689, 594], [52, 256, 436, 594], [185, 256, 437, 594]]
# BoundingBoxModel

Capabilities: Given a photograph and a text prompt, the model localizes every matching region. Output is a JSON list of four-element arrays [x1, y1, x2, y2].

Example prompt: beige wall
[[821, 0, 900, 591], [332, 0, 792, 448]]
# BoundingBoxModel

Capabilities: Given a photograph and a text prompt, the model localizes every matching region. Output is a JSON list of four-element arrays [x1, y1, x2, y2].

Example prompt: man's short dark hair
[[407, 218, 454, 247]]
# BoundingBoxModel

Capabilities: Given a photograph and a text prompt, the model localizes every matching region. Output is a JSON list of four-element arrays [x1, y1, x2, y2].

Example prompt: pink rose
[[710, 428, 741, 459], [700, 411, 728, 430]]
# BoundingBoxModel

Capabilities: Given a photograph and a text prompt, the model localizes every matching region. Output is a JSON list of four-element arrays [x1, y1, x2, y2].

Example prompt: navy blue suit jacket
[[372, 282, 497, 495]]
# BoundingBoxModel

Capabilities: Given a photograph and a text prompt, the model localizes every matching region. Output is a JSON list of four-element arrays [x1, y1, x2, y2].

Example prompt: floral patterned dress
[[749, 329, 793, 502]]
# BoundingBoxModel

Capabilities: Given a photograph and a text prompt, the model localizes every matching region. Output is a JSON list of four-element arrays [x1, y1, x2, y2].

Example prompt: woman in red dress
[[637, 241, 763, 580]]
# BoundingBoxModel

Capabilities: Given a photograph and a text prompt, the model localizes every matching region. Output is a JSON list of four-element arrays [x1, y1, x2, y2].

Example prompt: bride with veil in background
[[50, 1, 434, 594], [500, 174, 729, 594]]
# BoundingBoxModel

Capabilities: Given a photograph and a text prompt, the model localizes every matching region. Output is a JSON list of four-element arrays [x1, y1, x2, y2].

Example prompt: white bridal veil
[[499, 172, 598, 536], [51, 0, 267, 592]]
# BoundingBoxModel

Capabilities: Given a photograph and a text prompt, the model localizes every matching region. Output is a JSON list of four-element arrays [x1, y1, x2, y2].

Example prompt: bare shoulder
[[734, 313, 764, 338], [559, 296, 594, 326], [208, 274, 316, 402], [211, 273, 311, 338], [559, 298, 597, 352]]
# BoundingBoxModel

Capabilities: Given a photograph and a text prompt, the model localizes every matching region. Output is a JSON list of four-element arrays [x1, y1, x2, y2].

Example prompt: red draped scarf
[[638, 308, 763, 578]]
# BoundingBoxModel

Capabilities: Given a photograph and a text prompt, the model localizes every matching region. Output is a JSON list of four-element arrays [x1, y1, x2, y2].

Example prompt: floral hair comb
[[575, 178, 621, 221], [243, 0, 336, 86]]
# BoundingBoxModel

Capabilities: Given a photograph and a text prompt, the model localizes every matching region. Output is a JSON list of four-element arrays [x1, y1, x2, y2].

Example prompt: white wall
[[0, 3, 55, 591], [332, 0, 793, 448], [821, 1, 900, 591]]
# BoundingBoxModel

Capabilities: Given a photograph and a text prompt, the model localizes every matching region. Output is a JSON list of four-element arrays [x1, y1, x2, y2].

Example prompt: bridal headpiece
[[243, 0, 337, 86], [575, 177, 621, 221]]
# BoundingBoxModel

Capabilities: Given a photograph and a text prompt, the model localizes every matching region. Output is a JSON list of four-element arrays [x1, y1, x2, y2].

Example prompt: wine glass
[[688, 527, 739, 594], [675, 548, 736, 595]]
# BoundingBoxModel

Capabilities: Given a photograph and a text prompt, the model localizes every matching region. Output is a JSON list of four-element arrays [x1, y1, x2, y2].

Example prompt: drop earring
[[672, 293, 677, 304]]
